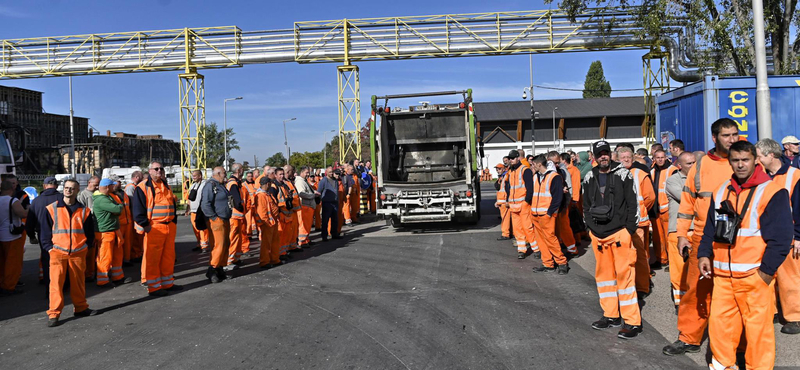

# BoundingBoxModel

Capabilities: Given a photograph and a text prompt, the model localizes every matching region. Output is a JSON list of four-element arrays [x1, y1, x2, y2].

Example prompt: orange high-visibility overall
[[496, 172, 512, 238], [255, 188, 281, 266], [651, 166, 678, 265], [631, 168, 655, 294], [774, 166, 800, 323], [226, 177, 250, 262], [532, 171, 567, 268], [46, 202, 91, 318], [507, 164, 537, 254], [592, 229, 641, 326], [134, 179, 177, 293], [284, 179, 301, 251]]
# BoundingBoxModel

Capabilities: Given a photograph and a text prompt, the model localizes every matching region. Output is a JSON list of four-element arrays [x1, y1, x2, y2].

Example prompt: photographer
[[582, 141, 641, 339], [697, 140, 792, 370]]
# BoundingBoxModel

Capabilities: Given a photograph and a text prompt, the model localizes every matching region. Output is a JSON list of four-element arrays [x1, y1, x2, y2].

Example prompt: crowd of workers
[[0, 159, 376, 328], [494, 118, 800, 369]]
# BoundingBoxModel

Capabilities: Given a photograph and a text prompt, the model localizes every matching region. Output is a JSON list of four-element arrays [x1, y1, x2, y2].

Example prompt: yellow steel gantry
[[0, 7, 684, 191]]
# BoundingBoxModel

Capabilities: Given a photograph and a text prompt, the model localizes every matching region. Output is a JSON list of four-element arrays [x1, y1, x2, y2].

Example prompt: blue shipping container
[[657, 75, 800, 152]]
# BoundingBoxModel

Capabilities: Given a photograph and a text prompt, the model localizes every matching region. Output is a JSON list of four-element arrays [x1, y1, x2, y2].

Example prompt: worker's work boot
[[517, 252, 526, 259], [662, 340, 701, 355], [556, 264, 570, 275], [591, 316, 621, 330], [47, 317, 59, 327], [74, 308, 99, 317], [532, 265, 556, 273], [532, 251, 541, 259], [617, 324, 642, 339], [781, 322, 800, 335]]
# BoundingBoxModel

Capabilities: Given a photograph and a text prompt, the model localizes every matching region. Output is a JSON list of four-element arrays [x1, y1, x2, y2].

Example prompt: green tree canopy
[[583, 61, 612, 98], [265, 152, 287, 167], [204, 121, 239, 168]]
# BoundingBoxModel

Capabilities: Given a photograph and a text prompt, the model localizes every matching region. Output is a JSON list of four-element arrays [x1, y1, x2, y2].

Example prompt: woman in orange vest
[[698, 141, 792, 370], [41, 179, 98, 327]]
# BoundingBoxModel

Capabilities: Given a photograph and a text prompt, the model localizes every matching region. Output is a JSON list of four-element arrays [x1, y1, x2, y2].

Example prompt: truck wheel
[[386, 217, 401, 229]]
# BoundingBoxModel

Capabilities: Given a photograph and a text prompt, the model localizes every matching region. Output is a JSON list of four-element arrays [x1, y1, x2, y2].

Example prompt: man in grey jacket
[[316, 167, 341, 241], [200, 167, 232, 282], [664, 151, 696, 311]]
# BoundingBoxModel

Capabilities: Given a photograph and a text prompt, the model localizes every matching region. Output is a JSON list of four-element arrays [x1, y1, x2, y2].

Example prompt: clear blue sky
[[0, 0, 650, 165]]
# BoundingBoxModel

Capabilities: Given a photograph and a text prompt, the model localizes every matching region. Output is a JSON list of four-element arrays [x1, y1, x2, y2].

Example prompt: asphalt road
[[0, 183, 797, 369]]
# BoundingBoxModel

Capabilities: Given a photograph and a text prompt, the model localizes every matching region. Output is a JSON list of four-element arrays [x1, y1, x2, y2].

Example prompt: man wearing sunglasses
[[132, 162, 182, 297]]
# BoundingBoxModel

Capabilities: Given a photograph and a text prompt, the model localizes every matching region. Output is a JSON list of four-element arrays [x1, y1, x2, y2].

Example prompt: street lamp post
[[223, 97, 243, 170], [522, 53, 536, 156], [552, 107, 558, 150], [323, 129, 335, 168], [283, 117, 297, 165]]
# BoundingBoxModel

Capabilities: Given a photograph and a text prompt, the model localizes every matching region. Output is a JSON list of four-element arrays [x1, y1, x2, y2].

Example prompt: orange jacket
[[677, 152, 734, 240], [532, 171, 558, 216], [651, 165, 678, 215], [243, 181, 258, 207], [630, 167, 655, 227], [254, 188, 278, 228], [46, 201, 91, 255], [226, 177, 250, 219], [109, 192, 131, 226], [566, 163, 581, 203]]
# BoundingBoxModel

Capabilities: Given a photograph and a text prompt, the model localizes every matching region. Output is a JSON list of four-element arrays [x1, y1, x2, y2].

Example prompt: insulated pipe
[[752, 0, 772, 138]]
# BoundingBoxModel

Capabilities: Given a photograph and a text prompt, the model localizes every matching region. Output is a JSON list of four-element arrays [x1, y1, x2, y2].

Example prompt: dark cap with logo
[[592, 140, 612, 158], [507, 150, 520, 159]]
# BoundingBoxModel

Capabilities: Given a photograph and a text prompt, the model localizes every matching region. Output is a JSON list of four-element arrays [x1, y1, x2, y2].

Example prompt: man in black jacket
[[583, 140, 643, 339], [27, 177, 63, 285]]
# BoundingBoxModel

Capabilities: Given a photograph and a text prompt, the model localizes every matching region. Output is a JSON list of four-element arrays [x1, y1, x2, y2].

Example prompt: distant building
[[61, 131, 181, 176], [475, 96, 647, 167]]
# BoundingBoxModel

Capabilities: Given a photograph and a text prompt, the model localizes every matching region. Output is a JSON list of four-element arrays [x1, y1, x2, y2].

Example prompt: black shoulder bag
[[713, 186, 756, 245], [588, 171, 615, 223]]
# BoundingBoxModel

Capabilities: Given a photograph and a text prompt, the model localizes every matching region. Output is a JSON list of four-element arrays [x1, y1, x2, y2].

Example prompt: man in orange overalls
[[132, 162, 181, 297]]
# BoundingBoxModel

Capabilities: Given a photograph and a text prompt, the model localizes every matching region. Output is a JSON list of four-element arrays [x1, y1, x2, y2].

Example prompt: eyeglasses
[[151, 167, 164, 171]]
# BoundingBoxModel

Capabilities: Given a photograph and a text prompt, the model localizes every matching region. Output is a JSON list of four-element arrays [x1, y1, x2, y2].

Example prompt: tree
[[204, 121, 239, 168], [265, 152, 287, 167], [583, 61, 612, 98], [548, 0, 799, 75], [289, 151, 325, 168]]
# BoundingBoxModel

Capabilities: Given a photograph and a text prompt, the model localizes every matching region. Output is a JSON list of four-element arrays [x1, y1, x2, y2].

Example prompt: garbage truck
[[369, 89, 483, 226]]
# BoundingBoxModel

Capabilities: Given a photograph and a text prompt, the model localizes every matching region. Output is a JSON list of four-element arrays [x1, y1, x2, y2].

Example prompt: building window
[[0, 101, 8, 115]]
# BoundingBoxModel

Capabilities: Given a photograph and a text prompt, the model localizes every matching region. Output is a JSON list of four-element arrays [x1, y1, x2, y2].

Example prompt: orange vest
[[496, 171, 508, 204], [226, 177, 249, 219], [774, 166, 800, 201], [272, 182, 293, 223], [134, 179, 176, 233], [677, 154, 734, 239], [710, 179, 783, 277], [109, 192, 131, 226], [284, 179, 301, 212], [631, 168, 654, 226], [47, 201, 90, 255], [566, 164, 581, 203], [507, 164, 532, 212], [532, 171, 558, 216], [182, 180, 191, 201], [254, 188, 278, 228], [651, 165, 679, 214], [243, 181, 258, 207]]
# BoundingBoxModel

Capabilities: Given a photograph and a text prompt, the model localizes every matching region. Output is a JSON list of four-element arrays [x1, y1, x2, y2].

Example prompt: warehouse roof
[[474, 96, 645, 122]]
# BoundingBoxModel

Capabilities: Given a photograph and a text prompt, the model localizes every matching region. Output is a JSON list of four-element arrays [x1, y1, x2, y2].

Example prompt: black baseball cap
[[592, 140, 612, 158], [507, 150, 520, 159], [259, 177, 270, 185]]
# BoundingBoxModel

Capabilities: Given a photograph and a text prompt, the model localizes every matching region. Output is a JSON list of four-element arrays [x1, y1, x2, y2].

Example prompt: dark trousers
[[321, 202, 339, 239]]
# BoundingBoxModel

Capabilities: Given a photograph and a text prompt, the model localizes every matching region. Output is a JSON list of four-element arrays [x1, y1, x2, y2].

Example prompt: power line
[[533, 84, 645, 92]]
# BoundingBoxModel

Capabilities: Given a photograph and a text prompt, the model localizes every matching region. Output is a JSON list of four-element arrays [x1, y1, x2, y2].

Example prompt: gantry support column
[[179, 70, 206, 202], [337, 64, 361, 163], [642, 50, 670, 145]]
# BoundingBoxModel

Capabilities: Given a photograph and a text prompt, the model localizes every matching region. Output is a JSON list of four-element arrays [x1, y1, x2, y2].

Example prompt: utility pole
[[752, 0, 772, 139], [522, 54, 538, 155], [552, 107, 558, 150], [69, 76, 76, 177], [283, 117, 297, 165]]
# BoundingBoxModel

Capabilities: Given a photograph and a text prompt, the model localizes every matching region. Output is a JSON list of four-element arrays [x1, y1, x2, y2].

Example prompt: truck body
[[657, 75, 800, 151], [370, 90, 483, 225], [0, 132, 15, 176]]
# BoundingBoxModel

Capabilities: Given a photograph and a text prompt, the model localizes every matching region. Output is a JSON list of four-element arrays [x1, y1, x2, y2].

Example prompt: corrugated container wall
[[657, 75, 800, 152]]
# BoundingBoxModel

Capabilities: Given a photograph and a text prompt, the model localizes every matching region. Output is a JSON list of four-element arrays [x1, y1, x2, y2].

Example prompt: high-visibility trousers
[[245, 209, 255, 235], [96, 230, 124, 286], [298, 205, 314, 246], [120, 222, 132, 262], [190, 213, 209, 251], [499, 204, 512, 238], [338, 199, 347, 232], [342, 195, 353, 223], [86, 232, 99, 279], [533, 214, 567, 268], [349, 192, 360, 222], [0, 236, 24, 291], [555, 208, 577, 254], [632, 226, 651, 294], [676, 233, 713, 346], [228, 218, 244, 264], [777, 253, 800, 322], [207, 218, 229, 269], [142, 222, 176, 293], [289, 212, 300, 250], [314, 202, 322, 230], [241, 219, 251, 254], [47, 249, 89, 319], [590, 229, 641, 326], [278, 218, 291, 256], [651, 212, 669, 265], [259, 223, 281, 266], [708, 274, 775, 370], [667, 232, 689, 306], [511, 203, 536, 254]]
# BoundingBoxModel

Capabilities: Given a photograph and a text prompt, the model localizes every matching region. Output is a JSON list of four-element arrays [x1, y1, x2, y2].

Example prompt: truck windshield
[[0, 133, 12, 164]]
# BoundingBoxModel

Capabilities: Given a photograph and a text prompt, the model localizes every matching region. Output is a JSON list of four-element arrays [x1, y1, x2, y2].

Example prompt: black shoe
[[200, 249, 209, 254], [497, 236, 512, 240], [662, 340, 700, 355], [332, 235, 343, 239], [637, 291, 649, 299], [113, 277, 135, 286], [591, 316, 622, 330], [279, 255, 289, 261], [557, 264, 570, 275], [97, 283, 114, 289], [47, 317, 59, 327], [74, 308, 99, 317], [649, 262, 662, 270], [781, 322, 800, 335], [517, 252, 526, 259], [16, 281, 25, 287], [532, 251, 541, 259], [148, 290, 168, 297], [233, 260, 244, 266], [322, 238, 328, 242], [617, 324, 642, 339], [165, 284, 183, 291], [209, 275, 221, 283], [122, 261, 134, 267], [664, 266, 670, 272], [674, 305, 679, 316], [191, 246, 202, 252], [0, 287, 23, 296], [532, 265, 556, 273], [85, 277, 95, 283], [260, 264, 273, 269], [223, 264, 239, 272]]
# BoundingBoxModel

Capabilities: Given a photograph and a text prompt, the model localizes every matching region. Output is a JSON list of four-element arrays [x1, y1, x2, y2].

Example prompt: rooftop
[[474, 96, 646, 122]]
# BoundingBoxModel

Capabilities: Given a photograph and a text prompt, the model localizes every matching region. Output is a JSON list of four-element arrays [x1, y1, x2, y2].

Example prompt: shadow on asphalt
[[0, 219, 385, 323]]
